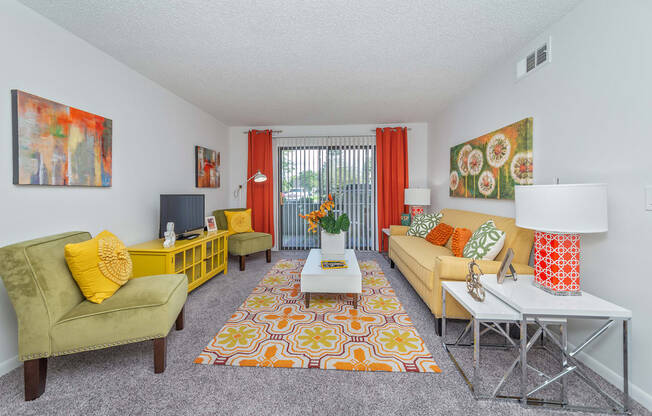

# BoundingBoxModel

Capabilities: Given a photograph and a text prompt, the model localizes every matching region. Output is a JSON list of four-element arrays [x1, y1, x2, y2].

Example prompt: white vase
[[321, 230, 346, 260]]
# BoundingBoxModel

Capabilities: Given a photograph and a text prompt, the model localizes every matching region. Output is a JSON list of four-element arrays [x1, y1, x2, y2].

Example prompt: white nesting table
[[441, 281, 520, 399], [442, 281, 567, 401], [300, 249, 362, 309], [481, 274, 632, 414]]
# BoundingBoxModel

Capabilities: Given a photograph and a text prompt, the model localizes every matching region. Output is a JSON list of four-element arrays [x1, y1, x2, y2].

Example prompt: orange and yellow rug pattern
[[195, 259, 441, 373]]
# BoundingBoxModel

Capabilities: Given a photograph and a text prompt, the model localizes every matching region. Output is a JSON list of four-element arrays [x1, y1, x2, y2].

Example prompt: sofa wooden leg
[[24, 357, 47, 401], [266, 249, 271, 263], [390, 259, 395, 268], [435, 318, 442, 337], [175, 306, 185, 331], [239, 256, 245, 271], [154, 337, 166, 374]]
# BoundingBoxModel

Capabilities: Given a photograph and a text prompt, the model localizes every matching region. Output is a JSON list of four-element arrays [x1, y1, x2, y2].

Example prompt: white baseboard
[[0, 355, 20, 377], [570, 343, 652, 411]]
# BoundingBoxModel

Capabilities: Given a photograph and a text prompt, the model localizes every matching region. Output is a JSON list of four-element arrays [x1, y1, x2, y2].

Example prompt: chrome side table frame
[[519, 314, 632, 414], [441, 287, 567, 402]]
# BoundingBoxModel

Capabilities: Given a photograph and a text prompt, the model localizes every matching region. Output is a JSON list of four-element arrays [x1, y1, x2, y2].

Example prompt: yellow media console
[[128, 230, 228, 292]]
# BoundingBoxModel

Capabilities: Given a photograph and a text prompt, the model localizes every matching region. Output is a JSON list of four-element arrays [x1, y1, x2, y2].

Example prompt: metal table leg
[[473, 318, 480, 398], [623, 319, 630, 413], [561, 321, 568, 405], [520, 315, 528, 405]]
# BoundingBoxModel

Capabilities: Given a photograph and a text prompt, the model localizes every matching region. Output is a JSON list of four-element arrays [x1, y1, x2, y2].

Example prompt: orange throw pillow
[[425, 223, 454, 246], [451, 228, 472, 257]]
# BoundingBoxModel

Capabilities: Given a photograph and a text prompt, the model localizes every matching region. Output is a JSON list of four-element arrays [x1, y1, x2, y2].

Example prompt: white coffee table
[[300, 249, 362, 309]]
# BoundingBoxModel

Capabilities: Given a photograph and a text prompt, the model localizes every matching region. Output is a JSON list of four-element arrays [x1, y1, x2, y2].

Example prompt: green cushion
[[213, 208, 246, 231], [51, 274, 187, 355], [228, 232, 272, 256], [406, 212, 442, 237], [462, 220, 506, 260]]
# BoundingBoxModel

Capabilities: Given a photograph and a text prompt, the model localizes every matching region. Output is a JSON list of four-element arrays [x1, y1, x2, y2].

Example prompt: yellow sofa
[[388, 208, 534, 332]]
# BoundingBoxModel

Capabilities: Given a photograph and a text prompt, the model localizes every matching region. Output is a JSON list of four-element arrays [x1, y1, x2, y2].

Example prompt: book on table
[[321, 260, 347, 270]]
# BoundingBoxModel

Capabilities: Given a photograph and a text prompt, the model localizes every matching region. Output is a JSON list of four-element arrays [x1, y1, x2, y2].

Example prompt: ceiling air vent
[[516, 36, 552, 80]]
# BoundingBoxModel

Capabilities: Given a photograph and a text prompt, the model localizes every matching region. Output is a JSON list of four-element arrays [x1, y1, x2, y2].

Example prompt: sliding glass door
[[278, 138, 376, 250]]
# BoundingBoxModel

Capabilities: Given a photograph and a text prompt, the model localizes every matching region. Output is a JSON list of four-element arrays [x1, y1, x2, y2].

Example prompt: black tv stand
[[177, 233, 200, 240]]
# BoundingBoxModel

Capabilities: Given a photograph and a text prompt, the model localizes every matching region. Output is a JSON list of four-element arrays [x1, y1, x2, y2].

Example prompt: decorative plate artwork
[[449, 118, 532, 200]]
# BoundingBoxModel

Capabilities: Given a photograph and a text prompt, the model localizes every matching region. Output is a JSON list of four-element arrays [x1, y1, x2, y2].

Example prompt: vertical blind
[[276, 136, 377, 251]]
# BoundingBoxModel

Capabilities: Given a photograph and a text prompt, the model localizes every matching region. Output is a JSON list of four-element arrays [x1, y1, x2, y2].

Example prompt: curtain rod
[[370, 127, 412, 132], [242, 129, 283, 134], [242, 127, 411, 134], [272, 135, 375, 139]]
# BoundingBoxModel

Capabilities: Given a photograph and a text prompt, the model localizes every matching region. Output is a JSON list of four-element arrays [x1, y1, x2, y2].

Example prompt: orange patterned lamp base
[[533, 231, 581, 296], [410, 206, 425, 219]]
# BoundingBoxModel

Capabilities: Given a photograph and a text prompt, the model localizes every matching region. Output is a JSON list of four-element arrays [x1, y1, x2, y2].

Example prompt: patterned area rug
[[195, 259, 440, 373]]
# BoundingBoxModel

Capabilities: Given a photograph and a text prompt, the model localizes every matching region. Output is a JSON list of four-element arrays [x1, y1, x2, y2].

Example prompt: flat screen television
[[159, 194, 205, 239]]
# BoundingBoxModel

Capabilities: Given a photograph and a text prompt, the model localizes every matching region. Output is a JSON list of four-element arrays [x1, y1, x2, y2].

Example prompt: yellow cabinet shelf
[[128, 230, 228, 292]]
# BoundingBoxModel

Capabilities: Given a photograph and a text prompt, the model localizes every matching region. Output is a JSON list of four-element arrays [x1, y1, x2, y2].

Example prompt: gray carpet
[[0, 251, 647, 416]]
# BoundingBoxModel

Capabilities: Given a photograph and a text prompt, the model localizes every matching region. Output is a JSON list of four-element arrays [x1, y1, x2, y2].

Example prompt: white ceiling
[[20, 0, 579, 126]]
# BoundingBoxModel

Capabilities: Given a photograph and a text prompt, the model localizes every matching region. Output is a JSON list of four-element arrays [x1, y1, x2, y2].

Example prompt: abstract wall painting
[[450, 117, 532, 200], [12, 90, 112, 187], [195, 146, 220, 188]]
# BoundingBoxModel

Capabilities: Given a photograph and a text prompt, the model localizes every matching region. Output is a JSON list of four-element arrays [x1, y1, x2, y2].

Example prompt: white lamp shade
[[404, 188, 431, 205], [253, 171, 267, 182], [515, 184, 608, 233]]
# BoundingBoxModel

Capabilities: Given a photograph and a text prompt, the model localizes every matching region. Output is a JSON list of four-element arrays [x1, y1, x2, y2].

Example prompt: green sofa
[[213, 208, 273, 271], [0, 232, 187, 401]]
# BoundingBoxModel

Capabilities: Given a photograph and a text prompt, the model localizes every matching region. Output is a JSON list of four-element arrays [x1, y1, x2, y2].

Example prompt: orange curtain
[[247, 129, 275, 245], [376, 127, 409, 251]]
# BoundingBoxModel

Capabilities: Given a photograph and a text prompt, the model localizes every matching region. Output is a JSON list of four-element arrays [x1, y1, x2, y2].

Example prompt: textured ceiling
[[20, 0, 579, 126]]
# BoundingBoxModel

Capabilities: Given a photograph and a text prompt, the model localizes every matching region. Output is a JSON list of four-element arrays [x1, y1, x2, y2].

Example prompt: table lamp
[[515, 183, 608, 295], [404, 188, 431, 220]]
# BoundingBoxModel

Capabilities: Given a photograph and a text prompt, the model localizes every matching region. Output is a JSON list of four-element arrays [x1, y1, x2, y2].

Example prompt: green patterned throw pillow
[[462, 220, 506, 260], [406, 213, 442, 238]]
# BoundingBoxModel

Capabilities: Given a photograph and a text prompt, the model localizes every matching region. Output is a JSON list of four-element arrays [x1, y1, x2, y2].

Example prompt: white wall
[[427, 0, 651, 408], [227, 123, 428, 206], [0, 1, 230, 375]]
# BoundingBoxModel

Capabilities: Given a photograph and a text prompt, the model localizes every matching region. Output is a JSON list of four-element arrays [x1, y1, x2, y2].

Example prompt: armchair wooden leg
[[266, 249, 272, 263], [240, 255, 245, 271], [24, 357, 47, 401], [175, 306, 185, 331], [390, 259, 395, 268], [154, 337, 166, 374]]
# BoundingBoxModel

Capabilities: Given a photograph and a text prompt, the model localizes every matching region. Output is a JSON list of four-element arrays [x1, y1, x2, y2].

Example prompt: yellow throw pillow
[[224, 209, 254, 235], [64, 230, 132, 304]]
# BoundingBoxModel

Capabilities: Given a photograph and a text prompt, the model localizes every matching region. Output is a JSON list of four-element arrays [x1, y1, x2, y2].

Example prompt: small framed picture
[[205, 216, 217, 232], [497, 248, 517, 284]]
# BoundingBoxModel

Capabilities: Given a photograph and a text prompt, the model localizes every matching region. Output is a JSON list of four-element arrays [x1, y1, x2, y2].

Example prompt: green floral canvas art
[[449, 118, 532, 200]]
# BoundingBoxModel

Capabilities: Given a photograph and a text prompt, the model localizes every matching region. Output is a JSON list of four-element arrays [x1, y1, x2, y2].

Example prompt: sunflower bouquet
[[299, 194, 350, 234]]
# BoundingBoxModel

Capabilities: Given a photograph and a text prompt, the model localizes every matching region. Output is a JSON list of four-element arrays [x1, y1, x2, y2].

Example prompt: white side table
[[442, 280, 568, 401], [482, 274, 632, 414], [441, 281, 520, 399], [380, 228, 391, 253]]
